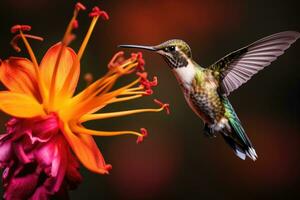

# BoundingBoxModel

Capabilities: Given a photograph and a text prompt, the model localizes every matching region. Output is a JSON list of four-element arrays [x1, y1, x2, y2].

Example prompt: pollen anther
[[73, 20, 79, 29], [84, 73, 93, 85], [108, 51, 125, 69], [89, 6, 109, 20], [75, 2, 86, 11], [136, 128, 148, 144], [11, 25, 31, 34], [154, 99, 170, 114]]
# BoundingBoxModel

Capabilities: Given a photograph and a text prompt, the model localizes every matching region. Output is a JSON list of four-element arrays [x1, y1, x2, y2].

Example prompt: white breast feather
[[172, 60, 195, 85]]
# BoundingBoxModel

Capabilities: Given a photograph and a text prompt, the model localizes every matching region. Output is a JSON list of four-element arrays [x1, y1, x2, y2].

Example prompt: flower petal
[[0, 57, 40, 100], [40, 43, 79, 97], [0, 133, 13, 165], [0, 91, 45, 118], [60, 122, 109, 174], [29, 186, 49, 200], [4, 173, 39, 200], [34, 135, 67, 193]]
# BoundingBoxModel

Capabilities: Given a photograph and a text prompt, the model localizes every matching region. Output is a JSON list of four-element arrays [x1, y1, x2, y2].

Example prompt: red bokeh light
[[106, 128, 183, 199], [111, 0, 243, 42]]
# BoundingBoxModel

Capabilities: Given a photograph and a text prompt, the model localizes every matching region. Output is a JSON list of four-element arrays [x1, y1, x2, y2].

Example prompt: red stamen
[[137, 72, 158, 94], [137, 58, 145, 71], [154, 99, 170, 114], [151, 76, 158, 86], [89, 6, 109, 20], [136, 72, 148, 80], [108, 51, 125, 69], [131, 52, 143, 60], [65, 34, 76, 46], [131, 52, 145, 71], [75, 2, 86, 11], [84, 73, 93, 85], [144, 89, 153, 96], [10, 34, 44, 52], [11, 25, 31, 34], [100, 12, 109, 20], [136, 128, 148, 144], [73, 19, 79, 29], [92, 6, 100, 12]]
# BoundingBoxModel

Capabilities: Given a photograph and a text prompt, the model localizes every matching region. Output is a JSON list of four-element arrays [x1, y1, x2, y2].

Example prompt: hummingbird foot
[[203, 123, 216, 138], [203, 118, 231, 138]]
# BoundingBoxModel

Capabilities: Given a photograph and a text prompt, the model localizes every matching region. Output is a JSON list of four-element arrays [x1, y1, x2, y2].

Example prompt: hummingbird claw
[[203, 123, 216, 138]]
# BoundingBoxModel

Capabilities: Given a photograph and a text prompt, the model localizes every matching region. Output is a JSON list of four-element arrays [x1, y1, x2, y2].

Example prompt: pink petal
[[4, 169, 39, 200], [31, 114, 59, 141], [13, 143, 31, 164], [0, 134, 13, 164], [29, 186, 49, 200]]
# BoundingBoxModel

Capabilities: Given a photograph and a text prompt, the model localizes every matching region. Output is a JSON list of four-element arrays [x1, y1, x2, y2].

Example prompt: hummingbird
[[119, 31, 300, 161]]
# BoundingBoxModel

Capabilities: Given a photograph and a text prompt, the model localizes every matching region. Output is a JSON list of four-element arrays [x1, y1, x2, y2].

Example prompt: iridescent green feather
[[194, 66, 204, 84], [221, 96, 252, 147]]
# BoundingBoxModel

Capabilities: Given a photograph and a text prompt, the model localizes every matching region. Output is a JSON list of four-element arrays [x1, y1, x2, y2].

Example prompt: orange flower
[[0, 3, 169, 175]]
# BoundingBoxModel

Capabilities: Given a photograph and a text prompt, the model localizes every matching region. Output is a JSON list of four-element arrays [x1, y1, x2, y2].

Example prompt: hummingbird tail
[[221, 132, 257, 161], [221, 97, 257, 161]]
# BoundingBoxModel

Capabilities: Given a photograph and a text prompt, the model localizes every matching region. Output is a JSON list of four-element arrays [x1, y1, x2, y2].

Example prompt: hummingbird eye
[[165, 46, 176, 52]]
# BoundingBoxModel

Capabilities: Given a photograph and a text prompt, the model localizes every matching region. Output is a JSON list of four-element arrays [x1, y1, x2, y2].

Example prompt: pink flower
[[0, 114, 82, 199]]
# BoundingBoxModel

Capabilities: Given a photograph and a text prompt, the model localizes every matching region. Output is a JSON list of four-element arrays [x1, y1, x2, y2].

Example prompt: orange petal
[[0, 57, 40, 100], [60, 122, 110, 174], [40, 42, 79, 97], [0, 91, 45, 118]]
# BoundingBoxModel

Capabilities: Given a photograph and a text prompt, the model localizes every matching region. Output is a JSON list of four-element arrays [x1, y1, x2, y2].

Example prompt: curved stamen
[[108, 51, 126, 73], [125, 86, 144, 92], [154, 99, 170, 114], [12, 26, 47, 103], [79, 102, 170, 123], [59, 6, 109, 98], [106, 94, 143, 104], [71, 123, 144, 139], [119, 91, 148, 96], [10, 34, 44, 52], [136, 128, 148, 144], [71, 123, 148, 144], [63, 2, 86, 45], [78, 6, 109, 60]]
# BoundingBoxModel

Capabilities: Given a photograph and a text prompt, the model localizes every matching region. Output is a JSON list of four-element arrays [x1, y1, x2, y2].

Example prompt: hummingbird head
[[119, 39, 192, 69]]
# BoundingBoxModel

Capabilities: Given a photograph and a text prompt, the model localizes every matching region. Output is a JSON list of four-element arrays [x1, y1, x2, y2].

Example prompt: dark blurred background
[[0, 0, 300, 199]]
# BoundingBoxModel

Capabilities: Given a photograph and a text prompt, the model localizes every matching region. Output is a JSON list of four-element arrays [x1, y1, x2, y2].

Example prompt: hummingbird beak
[[118, 44, 156, 51]]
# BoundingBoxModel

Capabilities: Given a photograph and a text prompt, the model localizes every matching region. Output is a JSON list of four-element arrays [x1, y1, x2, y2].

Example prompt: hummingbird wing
[[208, 31, 300, 96]]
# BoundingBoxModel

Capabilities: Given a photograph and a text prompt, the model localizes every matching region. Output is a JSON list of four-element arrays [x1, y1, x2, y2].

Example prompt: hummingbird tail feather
[[221, 132, 257, 161], [222, 97, 258, 161], [221, 132, 246, 160], [246, 147, 257, 161]]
